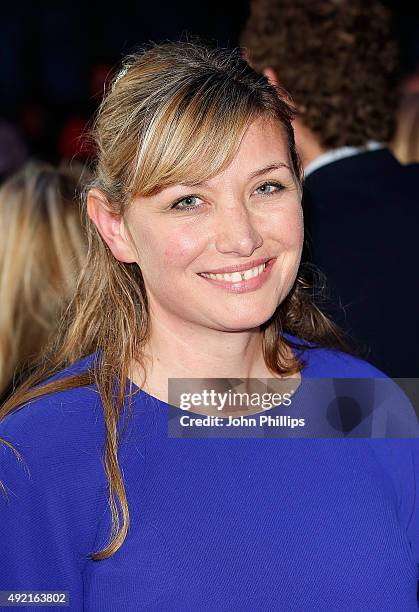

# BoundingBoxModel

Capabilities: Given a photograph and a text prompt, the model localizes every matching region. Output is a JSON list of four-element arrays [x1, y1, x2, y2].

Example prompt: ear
[[86, 188, 137, 263], [263, 67, 280, 88]]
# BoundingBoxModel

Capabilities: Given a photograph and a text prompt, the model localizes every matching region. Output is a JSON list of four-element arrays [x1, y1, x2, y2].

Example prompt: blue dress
[[0, 343, 418, 611]]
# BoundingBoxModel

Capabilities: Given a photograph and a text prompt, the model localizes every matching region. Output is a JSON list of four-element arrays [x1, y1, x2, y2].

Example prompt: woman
[[0, 42, 418, 611], [0, 160, 87, 403]]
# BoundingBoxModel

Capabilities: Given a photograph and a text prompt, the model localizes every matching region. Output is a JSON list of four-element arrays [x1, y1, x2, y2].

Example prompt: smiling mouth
[[198, 261, 270, 283]]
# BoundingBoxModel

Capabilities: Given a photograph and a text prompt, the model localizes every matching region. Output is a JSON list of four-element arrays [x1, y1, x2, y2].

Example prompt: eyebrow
[[185, 162, 291, 189], [247, 162, 291, 180]]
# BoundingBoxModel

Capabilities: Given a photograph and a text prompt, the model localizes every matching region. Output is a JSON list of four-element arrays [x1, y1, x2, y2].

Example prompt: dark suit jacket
[[303, 148, 419, 377]]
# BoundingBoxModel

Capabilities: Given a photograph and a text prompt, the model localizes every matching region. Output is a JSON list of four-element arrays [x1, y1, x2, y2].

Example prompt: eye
[[171, 195, 203, 211], [254, 181, 284, 196]]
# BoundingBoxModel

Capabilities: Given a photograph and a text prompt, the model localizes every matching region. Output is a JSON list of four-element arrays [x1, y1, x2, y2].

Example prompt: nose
[[214, 202, 263, 257]]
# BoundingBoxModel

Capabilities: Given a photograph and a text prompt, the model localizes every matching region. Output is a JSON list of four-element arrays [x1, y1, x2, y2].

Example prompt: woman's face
[[124, 115, 303, 332]]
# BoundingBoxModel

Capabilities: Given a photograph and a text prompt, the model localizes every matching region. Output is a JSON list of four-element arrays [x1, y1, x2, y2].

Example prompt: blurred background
[[1, 0, 418, 168]]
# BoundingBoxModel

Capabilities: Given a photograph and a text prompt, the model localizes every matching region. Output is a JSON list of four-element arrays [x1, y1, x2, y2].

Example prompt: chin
[[213, 306, 277, 332]]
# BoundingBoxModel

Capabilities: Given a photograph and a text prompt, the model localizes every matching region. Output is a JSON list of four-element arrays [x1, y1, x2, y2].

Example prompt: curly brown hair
[[240, 0, 400, 148]]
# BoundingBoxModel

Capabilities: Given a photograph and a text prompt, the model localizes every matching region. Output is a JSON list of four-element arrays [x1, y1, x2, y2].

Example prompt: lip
[[197, 257, 277, 293], [199, 256, 274, 275]]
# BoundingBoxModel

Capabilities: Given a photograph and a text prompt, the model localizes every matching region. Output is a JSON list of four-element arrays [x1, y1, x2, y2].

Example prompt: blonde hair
[[0, 41, 346, 560], [392, 93, 419, 164], [0, 160, 87, 399]]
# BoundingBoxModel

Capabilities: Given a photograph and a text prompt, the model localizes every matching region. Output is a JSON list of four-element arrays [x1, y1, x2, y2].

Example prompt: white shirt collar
[[304, 141, 385, 178]]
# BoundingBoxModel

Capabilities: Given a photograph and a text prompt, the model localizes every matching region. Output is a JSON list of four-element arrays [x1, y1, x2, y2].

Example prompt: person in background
[[0, 121, 28, 184], [0, 160, 88, 402], [392, 92, 419, 164], [241, 0, 419, 376]]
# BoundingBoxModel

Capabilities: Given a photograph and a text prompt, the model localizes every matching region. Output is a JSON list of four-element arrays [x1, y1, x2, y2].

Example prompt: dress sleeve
[[0, 389, 108, 610]]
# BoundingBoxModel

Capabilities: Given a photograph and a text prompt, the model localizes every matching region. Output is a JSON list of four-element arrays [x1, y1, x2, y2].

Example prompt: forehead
[[130, 111, 293, 201], [202, 117, 291, 184], [233, 116, 289, 162], [126, 115, 298, 213]]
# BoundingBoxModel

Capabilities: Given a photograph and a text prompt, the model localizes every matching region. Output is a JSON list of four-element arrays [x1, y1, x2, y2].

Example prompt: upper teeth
[[200, 263, 266, 282]]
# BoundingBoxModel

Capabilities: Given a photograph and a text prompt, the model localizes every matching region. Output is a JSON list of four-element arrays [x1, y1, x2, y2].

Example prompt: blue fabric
[[0, 344, 418, 611]]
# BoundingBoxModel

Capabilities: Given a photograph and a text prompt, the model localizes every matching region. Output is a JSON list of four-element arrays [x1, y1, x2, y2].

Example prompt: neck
[[293, 118, 327, 169], [300, 141, 327, 168], [131, 310, 288, 402], [146, 314, 269, 377]]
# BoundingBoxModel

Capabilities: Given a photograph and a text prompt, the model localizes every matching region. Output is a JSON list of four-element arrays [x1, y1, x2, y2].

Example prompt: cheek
[[162, 232, 203, 267], [291, 212, 304, 247], [269, 206, 304, 249]]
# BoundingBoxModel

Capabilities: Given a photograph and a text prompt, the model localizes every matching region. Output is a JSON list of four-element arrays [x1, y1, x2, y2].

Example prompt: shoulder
[[304, 348, 386, 378], [305, 149, 419, 200], [0, 355, 110, 576], [304, 148, 389, 184], [294, 337, 419, 438], [0, 354, 104, 456], [0, 353, 108, 513], [285, 335, 386, 378]]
